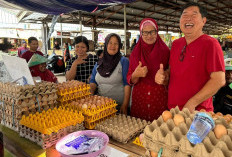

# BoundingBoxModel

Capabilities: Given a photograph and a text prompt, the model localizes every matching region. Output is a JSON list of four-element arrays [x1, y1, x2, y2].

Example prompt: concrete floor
[[55, 73, 66, 83]]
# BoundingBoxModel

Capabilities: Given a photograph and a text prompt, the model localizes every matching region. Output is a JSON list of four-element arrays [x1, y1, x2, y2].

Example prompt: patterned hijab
[[97, 33, 122, 77]]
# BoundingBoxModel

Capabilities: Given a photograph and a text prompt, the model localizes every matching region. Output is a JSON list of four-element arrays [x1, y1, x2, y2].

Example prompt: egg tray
[[0, 82, 57, 98], [95, 114, 149, 143], [19, 107, 84, 135], [84, 113, 116, 129], [84, 108, 117, 129], [19, 123, 85, 149], [143, 106, 232, 157], [0, 101, 57, 132], [133, 137, 144, 147], [57, 81, 91, 102]]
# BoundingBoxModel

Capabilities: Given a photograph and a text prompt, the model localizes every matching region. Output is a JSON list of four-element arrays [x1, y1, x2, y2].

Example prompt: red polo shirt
[[168, 34, 225, 111]]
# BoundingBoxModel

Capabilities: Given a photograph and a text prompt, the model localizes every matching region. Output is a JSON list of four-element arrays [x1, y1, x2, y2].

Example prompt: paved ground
[[55, 73, 66, 83]]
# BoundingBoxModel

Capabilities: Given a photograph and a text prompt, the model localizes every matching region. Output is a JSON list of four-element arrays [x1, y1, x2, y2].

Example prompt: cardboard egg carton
[[57, 80, 91, 103], [96, 114, 149, 143], [19, 123, 84, 149], [143, 106, 232, 157]]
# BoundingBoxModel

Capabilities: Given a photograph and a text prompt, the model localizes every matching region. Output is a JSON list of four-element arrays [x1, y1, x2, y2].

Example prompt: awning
[[1, 0, 135, 14]]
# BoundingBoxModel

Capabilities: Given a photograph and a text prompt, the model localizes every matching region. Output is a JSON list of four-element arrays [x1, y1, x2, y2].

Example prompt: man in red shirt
[[155, 2, 225, 112], [21, 37, 43, 62]]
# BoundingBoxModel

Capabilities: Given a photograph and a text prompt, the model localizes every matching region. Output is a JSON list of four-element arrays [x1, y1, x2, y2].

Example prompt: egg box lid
[[143, 106, 232, 157]]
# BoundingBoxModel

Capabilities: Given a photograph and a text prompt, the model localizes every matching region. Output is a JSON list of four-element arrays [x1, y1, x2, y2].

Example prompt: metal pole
[[79, 11, 82, 36], [60, 16, 63, 52], [44, 22, 48, 54], [124, 4, 127, 55]]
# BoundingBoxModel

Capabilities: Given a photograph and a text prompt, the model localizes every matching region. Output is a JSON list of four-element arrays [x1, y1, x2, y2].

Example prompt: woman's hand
[[132, 61, 148, 78], [120, 104, 128, 115], [73, 55, 87, 66], [155, 64, 169, 85]]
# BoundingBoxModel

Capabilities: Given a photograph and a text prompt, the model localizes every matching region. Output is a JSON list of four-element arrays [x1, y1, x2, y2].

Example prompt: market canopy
[[0, 0, 135, 14], [1, 0, 232, 35]]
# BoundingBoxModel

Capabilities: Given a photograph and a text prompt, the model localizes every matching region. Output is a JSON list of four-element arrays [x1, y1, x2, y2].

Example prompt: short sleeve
[[89, 63, 98, 85], [121, 57, 129, 86], [206, 39, 225, 74]]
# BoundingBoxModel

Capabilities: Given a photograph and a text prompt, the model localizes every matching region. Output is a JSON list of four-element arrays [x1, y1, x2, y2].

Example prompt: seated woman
[[28, 54, 57, 83], [89, 33, 131, 114], [65, 36, 98, 83]]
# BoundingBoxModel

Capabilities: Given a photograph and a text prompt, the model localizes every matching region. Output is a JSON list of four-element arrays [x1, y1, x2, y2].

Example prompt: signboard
[[57, 31, 71, 36], [2, 55, 34, 85]]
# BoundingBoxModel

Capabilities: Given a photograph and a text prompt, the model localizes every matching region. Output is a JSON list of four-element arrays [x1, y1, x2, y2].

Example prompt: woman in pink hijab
[[127, 18, 170, 121]]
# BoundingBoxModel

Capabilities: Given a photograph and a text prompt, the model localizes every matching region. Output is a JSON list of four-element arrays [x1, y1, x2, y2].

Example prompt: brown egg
[[173, 114, 185, 126], [162, 110, 173, 122], [150, 151, 158, 157], [216, 112, 223, 117], [82, 104, 88, 109], [214, 124, 227, 139], [139, 133, 144, 143], [209, 111, 215, 116], [223, 116, 231, 124], [200, 109, 206, 112]]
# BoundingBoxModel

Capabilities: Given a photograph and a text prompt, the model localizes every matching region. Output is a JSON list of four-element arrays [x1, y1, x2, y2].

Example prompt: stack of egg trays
[[0, 82, 58, 131], [19, 123, 84, 149], [82, 99, 117, 129], [96, 114, 150, 143], [57, 82, 91, 104], [143, 106, 232, 157]]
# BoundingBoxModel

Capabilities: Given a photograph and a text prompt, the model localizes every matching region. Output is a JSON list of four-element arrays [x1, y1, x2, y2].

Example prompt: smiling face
[[107, 36, 119, 55], [141, 24, 157, 45], [75, 42, 88, 57], [180, 6, 206, 37], [29, 40, 38, 52]]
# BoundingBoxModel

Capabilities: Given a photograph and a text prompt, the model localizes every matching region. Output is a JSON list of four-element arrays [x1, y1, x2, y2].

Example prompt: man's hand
[[183, 99, 197, 113], [132, 61, 148, 78]]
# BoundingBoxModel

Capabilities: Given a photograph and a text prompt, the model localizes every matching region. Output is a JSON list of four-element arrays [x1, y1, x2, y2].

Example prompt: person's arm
[[120, 85, 131, 114], [183, 71, 225, 112], [120, 57, 131, 114], [65, 56, 87, 81], [89, 63, 98, 95]]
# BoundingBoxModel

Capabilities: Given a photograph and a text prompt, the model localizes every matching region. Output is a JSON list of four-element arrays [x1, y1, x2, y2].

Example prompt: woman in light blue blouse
[[90, 33, 131, 114]]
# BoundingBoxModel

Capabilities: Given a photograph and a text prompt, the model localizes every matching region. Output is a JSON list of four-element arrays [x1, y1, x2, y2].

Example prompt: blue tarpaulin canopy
[[1, 0, 135, 14]]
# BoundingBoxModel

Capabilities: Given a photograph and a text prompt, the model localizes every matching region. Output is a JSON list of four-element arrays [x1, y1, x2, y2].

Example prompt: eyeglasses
[[142, 30, 157, 36], [179, 45, 187, 62]]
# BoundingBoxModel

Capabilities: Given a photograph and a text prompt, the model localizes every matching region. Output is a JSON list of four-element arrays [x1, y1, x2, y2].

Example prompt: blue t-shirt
[[90, 56, 129, 86]]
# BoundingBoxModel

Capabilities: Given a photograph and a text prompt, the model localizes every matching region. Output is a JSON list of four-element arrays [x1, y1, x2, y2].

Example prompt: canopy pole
[[79, 11, 82, 36], [60, 15, 63, 52], [124, 4, 127, 55]]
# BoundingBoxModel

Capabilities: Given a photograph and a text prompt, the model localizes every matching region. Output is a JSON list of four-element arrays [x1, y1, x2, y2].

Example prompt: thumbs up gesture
[[133, 61, 148, 78], [155, 64, 169, 85]]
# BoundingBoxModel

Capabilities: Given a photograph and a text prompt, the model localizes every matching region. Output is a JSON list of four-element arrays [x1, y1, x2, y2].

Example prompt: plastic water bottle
[[187, 112, 215, 144]]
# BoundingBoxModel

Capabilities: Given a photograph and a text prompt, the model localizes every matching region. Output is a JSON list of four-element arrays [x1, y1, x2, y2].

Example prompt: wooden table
[[0, 125, 145, 157]]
